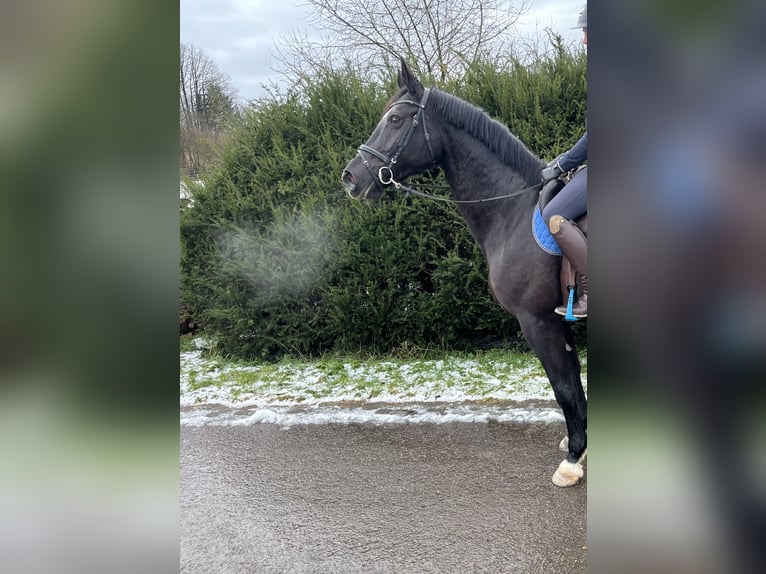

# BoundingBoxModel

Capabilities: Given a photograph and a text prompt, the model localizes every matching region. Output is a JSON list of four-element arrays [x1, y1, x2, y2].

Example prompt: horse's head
[[342, 60, 440, 200]]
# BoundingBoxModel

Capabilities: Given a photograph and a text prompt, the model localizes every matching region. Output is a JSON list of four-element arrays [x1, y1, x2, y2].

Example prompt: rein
[[378, 166, 543, 204]]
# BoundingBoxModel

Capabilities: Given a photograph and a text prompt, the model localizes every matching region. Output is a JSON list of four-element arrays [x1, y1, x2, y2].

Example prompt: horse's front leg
[[517, 311, 587, 487]]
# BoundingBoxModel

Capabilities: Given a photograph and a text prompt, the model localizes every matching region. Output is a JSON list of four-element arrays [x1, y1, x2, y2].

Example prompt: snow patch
[[180, 403, 564, 428]]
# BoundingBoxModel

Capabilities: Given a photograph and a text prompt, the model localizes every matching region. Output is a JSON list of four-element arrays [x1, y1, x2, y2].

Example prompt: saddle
[[537, 171, 587, 314]]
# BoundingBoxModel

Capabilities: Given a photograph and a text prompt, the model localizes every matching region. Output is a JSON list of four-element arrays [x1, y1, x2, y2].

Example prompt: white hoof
[[552, 459, 584, 487]]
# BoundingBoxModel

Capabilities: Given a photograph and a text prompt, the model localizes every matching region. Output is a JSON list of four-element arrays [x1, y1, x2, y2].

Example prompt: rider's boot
[[549, 215, 587, 318]]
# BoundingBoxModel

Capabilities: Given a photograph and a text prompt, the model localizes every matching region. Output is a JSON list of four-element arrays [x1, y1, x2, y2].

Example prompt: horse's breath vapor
[[216, 213, 331, 299]]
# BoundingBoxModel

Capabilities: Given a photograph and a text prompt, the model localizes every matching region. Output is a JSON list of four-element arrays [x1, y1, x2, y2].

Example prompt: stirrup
[[556, 287, 581, 321]]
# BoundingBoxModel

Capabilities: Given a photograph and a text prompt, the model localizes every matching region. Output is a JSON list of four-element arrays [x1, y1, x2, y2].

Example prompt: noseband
[[357, 88, 437, 191]]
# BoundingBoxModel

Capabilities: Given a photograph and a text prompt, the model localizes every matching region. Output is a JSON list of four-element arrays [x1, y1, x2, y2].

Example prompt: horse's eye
[[389, 114, 402, 125]]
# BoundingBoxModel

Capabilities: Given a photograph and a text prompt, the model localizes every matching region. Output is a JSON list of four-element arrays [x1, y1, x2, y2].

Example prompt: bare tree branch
[[276, 0, 531, 87], [180, 43, 238, 176]]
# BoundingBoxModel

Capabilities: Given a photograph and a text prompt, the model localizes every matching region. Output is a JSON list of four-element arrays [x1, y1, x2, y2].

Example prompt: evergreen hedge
[[181, 42, 587, 360]]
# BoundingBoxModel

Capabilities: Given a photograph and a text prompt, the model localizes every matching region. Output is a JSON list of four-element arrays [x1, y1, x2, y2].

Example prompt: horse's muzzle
[[341, 169, 361, 198]]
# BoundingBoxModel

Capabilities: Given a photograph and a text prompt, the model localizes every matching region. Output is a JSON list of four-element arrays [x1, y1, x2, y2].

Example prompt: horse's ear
[[398, 58, 424, 97]]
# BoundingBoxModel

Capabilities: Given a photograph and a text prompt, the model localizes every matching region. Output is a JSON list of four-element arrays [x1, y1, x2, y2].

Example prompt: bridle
[[354, 87, 543, 203], [356, 88, 437, 193]]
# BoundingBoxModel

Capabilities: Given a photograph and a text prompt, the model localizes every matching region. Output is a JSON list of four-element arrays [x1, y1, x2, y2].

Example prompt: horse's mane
[[429, 88, 544, 182]]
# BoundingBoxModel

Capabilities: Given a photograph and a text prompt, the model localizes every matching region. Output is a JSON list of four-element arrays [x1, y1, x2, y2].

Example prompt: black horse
[[341, 61, 587, 486]]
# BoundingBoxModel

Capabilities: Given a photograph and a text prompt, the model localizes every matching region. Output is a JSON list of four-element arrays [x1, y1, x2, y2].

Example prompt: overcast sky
[[180, 0, 584, 102]]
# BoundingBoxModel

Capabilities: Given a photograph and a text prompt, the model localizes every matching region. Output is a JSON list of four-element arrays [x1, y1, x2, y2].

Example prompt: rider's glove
[[541, 158, 564, 183]]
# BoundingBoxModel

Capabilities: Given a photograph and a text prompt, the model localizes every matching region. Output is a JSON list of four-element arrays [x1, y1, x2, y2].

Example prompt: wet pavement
[[181, 420, 586, 573]]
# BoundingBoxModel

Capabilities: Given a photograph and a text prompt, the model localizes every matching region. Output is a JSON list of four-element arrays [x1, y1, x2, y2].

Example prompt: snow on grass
[[181, 351, 556, 407], [181, 402, 566, 428], [180, 338, 587, 428]]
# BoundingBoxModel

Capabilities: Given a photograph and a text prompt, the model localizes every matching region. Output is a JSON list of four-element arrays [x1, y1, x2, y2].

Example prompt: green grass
[[180, 336, 198, 353]]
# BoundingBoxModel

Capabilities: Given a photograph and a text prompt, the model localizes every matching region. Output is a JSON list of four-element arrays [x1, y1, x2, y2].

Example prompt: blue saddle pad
[[532, 206, 562, 256]]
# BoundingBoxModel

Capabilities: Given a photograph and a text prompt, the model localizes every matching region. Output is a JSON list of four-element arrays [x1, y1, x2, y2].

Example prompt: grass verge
[[180, 335, 587, 406]]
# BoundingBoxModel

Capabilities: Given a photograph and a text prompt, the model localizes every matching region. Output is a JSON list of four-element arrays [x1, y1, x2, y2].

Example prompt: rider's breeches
[[542, 168, 587, 225]]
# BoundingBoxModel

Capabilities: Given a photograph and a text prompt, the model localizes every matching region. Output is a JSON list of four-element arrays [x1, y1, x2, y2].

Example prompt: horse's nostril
[[342, 170, 355, 185]]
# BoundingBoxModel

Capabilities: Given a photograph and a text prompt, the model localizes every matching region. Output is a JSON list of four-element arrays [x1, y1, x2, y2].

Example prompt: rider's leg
[[550, 216, 588, 317], [542, 168, 587, 224], [542, 169, 588, 318]]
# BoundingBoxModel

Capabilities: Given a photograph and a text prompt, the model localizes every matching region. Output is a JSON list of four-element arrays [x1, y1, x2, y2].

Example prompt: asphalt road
[[181, 419, 586, 573]]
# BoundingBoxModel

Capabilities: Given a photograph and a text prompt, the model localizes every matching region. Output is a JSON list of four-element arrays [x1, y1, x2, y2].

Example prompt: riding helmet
[[572, 5, 587, 29]]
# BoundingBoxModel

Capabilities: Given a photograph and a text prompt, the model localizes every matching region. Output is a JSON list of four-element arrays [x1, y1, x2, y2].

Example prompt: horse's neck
[[441, 135, 537, 249]]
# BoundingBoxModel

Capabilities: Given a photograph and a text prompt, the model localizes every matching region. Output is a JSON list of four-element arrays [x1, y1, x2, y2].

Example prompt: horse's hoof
[[559, 436, 569, 452], [552, 459, 584, 487]]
